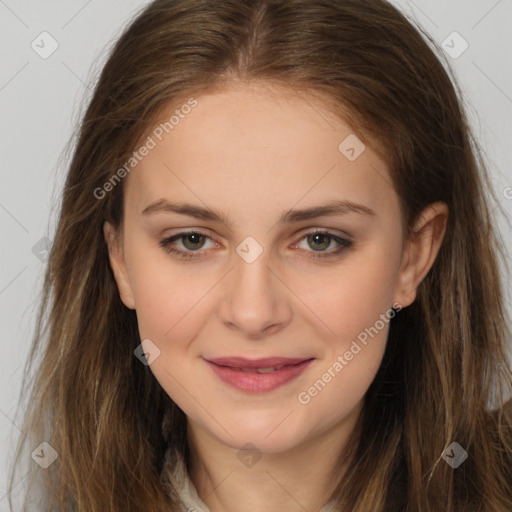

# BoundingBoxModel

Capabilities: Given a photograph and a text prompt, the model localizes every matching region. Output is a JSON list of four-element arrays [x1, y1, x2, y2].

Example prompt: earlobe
[[393, 202, 449, 308], [103, 221, 136, 310]]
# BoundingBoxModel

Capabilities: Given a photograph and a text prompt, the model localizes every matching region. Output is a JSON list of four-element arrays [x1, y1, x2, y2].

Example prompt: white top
[[160, 444, 339, 512]]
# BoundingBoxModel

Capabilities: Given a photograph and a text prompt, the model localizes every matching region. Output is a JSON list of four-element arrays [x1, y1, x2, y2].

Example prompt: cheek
[[295, 327, 388, 431], [289, 251, 397, 414], [295, 264, 395, 420], [126, 242, 214, 341], [129, 257, 211, 413], [287, 248, 400, 343]]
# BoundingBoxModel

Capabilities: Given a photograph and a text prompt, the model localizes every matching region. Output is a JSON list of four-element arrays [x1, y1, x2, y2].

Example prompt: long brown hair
[[7, 0, 512, 510]]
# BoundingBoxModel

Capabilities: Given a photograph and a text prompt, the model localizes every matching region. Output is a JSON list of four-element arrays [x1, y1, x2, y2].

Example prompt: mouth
[[206, 356, 313, 371], [203, 356, 315, 393]]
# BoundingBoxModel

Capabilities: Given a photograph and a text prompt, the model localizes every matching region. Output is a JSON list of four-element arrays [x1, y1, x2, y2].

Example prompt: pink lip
[[204, 357, 315, 393]]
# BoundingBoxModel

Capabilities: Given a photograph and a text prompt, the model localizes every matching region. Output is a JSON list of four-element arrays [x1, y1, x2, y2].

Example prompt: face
[[104, 82, 446, 454]]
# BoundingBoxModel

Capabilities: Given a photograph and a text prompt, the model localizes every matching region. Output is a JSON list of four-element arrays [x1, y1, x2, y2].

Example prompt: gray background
[[1, 0, 511, 508]]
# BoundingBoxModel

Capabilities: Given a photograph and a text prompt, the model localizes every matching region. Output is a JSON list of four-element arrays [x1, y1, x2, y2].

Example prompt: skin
[[104, 81, 448, 512]]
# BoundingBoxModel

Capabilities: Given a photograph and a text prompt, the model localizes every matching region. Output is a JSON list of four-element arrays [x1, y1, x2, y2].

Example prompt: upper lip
[[204, 356, 314, 369]]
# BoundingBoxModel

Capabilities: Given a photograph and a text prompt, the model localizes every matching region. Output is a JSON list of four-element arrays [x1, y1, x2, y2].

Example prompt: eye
[[159, 229, 352, 261], [291, 230, 353, 259], [159, 231, 216, 260]]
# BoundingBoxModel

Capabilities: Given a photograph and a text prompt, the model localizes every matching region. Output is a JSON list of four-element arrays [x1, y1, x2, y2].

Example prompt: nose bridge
[[219, 236, 291, 336]]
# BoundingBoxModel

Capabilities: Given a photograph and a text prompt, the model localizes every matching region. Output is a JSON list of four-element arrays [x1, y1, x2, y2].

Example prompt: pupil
[[309, 234, 329, 251], [183, 233, 204, 250]]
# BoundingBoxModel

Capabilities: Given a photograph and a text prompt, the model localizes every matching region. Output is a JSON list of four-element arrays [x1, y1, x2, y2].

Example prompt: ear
[[103, 221, 136, 310], [393, 202, 449, 308]]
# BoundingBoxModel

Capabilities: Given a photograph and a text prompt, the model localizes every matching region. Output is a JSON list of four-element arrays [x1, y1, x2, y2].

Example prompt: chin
[[211, 419, 309, 454]]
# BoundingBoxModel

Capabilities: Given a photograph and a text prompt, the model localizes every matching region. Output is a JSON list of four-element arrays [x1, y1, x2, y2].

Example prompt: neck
[[186, 402, 362, 512]]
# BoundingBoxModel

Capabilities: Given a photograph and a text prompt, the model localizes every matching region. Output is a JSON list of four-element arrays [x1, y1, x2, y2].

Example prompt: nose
[[218, 248, 293, 339]]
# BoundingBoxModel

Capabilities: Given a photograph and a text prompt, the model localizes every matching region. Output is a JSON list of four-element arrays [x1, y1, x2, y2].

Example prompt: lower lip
[[205, 359, 314, 393]]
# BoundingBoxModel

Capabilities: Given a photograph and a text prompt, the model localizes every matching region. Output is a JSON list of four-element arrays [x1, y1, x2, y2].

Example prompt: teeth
[[256, 367, 278, 373], [231, 366, 285, 373]]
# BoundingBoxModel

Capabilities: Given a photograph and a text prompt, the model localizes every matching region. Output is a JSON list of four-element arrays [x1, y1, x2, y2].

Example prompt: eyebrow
[[141, 199, 376, 225]]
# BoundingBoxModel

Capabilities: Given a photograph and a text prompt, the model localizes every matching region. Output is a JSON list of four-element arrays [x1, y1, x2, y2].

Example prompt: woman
[[7, 0, 512, 510]]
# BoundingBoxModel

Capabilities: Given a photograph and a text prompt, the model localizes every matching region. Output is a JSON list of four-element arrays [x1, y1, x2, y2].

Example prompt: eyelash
[[159, 229, 353, 261]]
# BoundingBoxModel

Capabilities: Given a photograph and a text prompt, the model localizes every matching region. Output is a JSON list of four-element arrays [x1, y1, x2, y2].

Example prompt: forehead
[[123, 83, 396, 225]]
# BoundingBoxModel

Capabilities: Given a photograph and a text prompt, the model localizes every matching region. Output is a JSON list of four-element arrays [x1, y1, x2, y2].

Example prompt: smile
[[204, 357, 315, 393]]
